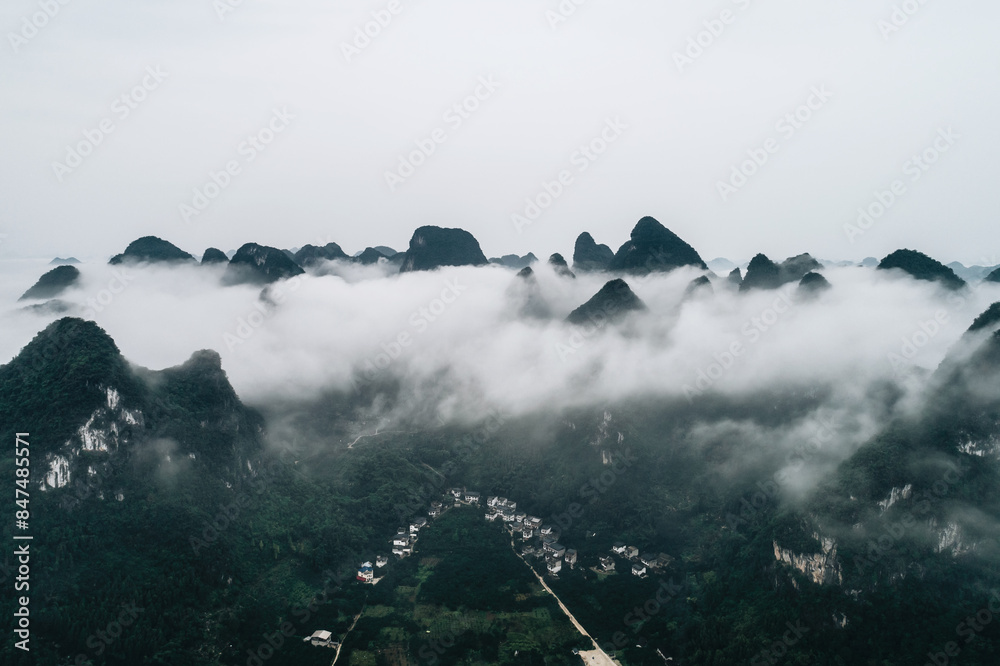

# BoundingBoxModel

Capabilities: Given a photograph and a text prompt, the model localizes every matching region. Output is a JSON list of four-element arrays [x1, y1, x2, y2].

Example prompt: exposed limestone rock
[[773, 535, 843, 586], [878, 484, 913, 513]]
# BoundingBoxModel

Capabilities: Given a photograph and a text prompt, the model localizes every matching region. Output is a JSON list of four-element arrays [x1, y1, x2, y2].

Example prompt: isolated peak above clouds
[[398, 226, 489, 273], [108, 236, 196, 266], [18, 265, 81, 301], [877, 249, 968, 291], [608, 216, 709, 274]]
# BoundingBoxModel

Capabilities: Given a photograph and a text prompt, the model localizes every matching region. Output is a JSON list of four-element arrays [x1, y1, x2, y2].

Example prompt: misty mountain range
[[3, 217, 1000, 665], [15, 216, 999, 313]]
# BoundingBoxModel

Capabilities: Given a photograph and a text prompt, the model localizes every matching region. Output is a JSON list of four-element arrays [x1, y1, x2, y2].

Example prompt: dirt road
[[510, 540, 621, 666]]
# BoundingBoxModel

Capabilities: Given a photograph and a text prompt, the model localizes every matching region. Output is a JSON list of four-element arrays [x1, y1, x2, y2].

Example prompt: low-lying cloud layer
[[4, 254, 1000, 518], [4, 258, 997, 423]]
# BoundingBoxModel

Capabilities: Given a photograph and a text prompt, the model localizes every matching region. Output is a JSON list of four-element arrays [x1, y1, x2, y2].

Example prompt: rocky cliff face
[[932, 519, 975, 557], [878, 484, 912, 513], [40, 385, 144, 493], [773, 535, 843, 586], [958, 435, 1000, 458], [2, 319, 265, 503]]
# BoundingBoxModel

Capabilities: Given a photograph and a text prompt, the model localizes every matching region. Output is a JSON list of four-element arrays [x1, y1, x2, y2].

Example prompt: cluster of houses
[[601, 542, 674, 578], [357, 488, 485, 585], [324, 489, 490, 654], [390, 516, 429, 560], [485, 496, 578, 577], [332, 486, 677, 658]]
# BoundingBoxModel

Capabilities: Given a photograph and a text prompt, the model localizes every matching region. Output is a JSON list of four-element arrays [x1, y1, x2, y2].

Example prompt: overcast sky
[[1, 0, 998, 265]]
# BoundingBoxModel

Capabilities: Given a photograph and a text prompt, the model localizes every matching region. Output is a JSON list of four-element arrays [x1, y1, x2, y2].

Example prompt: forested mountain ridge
[[3, 303, 1000, 663]]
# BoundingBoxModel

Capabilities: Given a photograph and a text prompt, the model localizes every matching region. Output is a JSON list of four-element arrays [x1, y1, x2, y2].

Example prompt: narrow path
[[420, 462, 445, 478], [330, 599, 367, 666], [347, 427, 384, 449], [508, 538, 620, 666], [347, 428, 411, 449]]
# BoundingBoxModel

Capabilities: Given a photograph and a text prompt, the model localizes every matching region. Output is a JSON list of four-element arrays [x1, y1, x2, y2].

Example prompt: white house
[[305, 630, 338, 648]]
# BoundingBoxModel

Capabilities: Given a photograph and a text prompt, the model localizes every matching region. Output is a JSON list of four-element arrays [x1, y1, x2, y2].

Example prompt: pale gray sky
[[1, 0, 998, 264]]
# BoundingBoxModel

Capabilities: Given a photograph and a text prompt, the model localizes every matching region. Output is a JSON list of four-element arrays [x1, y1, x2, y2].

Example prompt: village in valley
[[364, 487, 673, 583], [305, 485, 676, 659]]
